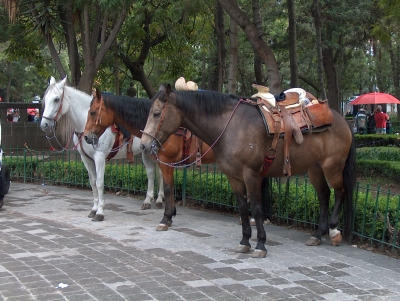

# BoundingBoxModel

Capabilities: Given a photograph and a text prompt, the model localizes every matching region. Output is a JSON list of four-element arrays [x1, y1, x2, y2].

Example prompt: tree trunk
[[120, 55, 155, 98], [322, 46, 340, 112], [217, 0, 281, 93], [114, 42, 120, 95], [6, 62, 11, 102], [252, 0, 264, 85], [311, 0, 327, 100], [210, 2, 226, 92], [388, 40, 400, 118], [228, 13, 238, 94], [287, 0, 298, 87]]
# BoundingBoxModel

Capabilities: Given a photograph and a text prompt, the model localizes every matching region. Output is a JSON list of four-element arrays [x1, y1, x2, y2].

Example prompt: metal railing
[[3, 146, 399, 254]]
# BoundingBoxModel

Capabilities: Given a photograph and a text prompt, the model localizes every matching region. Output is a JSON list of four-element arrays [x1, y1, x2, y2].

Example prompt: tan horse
[[83, 89, 215, 231], [140, 86, 356, 258]]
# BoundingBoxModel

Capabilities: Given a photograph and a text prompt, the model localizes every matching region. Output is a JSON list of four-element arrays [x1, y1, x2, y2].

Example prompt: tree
[[1, 0, 128, 93], [217, 0, 282, 93]]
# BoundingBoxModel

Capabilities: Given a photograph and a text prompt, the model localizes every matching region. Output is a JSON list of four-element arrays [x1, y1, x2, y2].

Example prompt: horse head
[[40, 76, 69, 133], [140, 84, 181, 155], [83, 88, 114, 145]]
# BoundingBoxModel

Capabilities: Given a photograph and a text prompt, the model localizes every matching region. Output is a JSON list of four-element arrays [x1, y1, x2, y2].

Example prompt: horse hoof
[[305, 236, 322, 246], [156, 224, 169, 231], [88, 210, 96, 218], [331, 233, 342, 246], [251, 249, 267, 258], [92, 214, 104, 222], [250, 218, 256, 226], [236, 245, 251, 253], [154, 202, 163, 209], [141, 203, 151, 210]]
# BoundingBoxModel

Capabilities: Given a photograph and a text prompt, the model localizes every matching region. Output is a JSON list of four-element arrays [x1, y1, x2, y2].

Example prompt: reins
[[142, 95, 246, 168]]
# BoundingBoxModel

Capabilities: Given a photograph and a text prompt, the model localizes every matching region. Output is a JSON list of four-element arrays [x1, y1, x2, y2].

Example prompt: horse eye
[[154, 112, 161, 117], [54, 97, 60, 102], [90, 111, 96, 116]]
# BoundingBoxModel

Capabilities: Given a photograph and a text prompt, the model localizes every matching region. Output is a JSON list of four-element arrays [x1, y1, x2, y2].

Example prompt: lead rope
[[152, 99, 246, 168]]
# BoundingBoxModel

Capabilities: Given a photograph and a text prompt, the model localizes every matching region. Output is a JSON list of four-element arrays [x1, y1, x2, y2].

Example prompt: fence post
[[23, 149, 27, 184], [182, 167, 187, 206]]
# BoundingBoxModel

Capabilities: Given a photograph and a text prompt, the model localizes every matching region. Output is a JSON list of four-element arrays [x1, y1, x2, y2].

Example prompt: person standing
[[374, 105, 390, 134], [126, 82, 137, 97]]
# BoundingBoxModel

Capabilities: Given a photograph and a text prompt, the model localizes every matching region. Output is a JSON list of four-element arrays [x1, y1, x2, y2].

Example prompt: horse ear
[[49, 76, 56, 85], [58, 76, 67, 89], [95, 88, 102, 100], [166, 84, 172, 95]]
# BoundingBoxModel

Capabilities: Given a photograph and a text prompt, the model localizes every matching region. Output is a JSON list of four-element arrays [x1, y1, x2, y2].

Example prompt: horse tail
[[342, 132, 356, 240]]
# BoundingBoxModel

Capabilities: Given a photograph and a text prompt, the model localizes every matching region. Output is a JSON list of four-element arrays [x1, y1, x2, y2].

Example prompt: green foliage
[[356, 146, 400, 161]]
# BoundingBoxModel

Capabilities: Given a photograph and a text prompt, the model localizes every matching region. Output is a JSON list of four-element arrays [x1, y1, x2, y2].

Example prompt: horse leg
[[81, 157, 99, 219], [227, 176, 266, 257], [156, 164, 175, 231], [243, 175, 267, 258], [155, 164, 165, 208], [91, 156, 106, 222], [141, 153, 156, 210], [306, 165, 331, 246], [324, 167, 348, 247]]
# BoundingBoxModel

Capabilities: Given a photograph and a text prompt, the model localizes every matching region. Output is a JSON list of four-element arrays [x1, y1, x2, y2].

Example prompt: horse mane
[[99, 94, 152, 129], [152, 90, 241, 117]]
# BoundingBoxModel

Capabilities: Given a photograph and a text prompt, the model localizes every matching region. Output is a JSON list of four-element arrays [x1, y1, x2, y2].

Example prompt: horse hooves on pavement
[[305, 236, 322, 246], [88, 210, 96, 218], [92, 214, 104, 222], [154, 202, 163, 209], [156, 224, 169, 231], [251, 249, 267, 258], [330, 233, 342, 246], [236, 245, 251, 253], [141, 203, 151, 210]]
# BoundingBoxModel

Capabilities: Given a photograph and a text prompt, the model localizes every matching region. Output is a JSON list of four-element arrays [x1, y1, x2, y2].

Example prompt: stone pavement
[[0, 182, 399, 301]]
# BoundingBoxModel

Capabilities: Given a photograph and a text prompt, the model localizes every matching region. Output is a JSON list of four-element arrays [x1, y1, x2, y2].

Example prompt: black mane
[[152, 90, 243, 117], [98, 95, 152, 130]]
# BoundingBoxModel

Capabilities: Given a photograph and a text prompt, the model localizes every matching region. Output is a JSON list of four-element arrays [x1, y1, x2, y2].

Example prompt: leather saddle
[[252, 85, 334, 177]]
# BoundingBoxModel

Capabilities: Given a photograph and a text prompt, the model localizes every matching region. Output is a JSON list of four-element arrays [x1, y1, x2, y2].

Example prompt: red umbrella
[[350, 92, 400, 105]]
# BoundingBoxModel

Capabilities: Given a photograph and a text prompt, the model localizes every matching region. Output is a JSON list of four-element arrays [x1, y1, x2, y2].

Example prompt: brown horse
[[140, 86, 356, 258], [83, 89, 215, 231]]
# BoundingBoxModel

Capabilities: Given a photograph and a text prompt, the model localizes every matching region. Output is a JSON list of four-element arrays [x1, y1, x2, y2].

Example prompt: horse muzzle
[[84, 133, 99, 145], [40, 119, 56, 133]]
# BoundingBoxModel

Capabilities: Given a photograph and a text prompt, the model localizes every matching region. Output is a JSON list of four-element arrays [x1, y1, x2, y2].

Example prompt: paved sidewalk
[[0, 182, 399, 301]]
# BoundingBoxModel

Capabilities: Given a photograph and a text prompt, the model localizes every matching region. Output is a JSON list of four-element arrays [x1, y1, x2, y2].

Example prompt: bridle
[[140, 94, 168, 151], [42, 86, 65, 131]]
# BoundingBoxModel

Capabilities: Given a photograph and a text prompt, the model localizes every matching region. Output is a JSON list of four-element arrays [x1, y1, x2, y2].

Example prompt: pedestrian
[[13, 110, 20, 122], [367, 113, 376, 134], [374, 105, 390, 134], [355, 108, 367, 134], [126, 82, 137, 97], [7, 113, 13, 122]]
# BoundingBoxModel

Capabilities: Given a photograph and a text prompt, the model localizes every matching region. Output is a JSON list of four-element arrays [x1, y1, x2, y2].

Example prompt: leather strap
[[280, 107, 292, 177]]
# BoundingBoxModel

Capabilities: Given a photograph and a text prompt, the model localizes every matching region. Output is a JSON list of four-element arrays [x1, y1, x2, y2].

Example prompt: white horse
[[40, 76, 164, 221]]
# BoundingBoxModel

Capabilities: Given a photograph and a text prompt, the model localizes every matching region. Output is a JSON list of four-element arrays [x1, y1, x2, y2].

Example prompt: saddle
[[108, 124, 135, 162], [175, 127, 203, 167], [252, 85, 334, 177]]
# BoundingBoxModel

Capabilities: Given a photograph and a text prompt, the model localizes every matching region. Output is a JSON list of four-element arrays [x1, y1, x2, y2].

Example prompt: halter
[[140, 96, 168, 150], [42, 86, 65, 131]]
